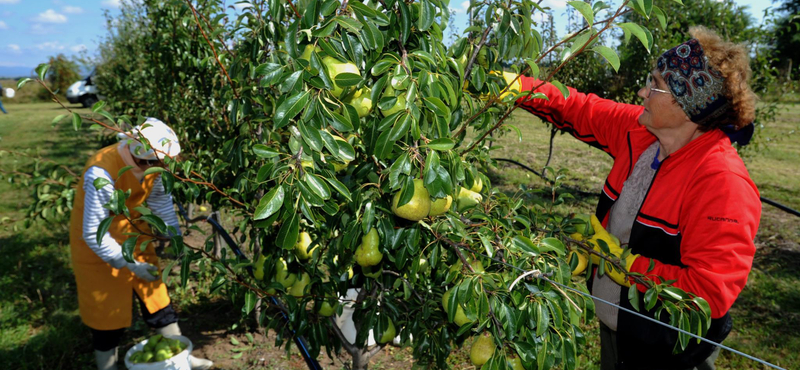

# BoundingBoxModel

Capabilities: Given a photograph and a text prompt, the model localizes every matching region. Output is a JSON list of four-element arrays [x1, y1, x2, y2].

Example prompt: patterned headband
[[656, 39, 731, 126]]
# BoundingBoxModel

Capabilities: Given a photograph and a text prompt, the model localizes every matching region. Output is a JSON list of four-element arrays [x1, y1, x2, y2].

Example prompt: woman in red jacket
[[510, 26, 760, 369]]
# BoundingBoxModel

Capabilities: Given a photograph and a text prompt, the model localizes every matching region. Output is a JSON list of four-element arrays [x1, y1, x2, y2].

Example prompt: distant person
[[69, 118, 213, 370], [0, 82, 7, 114]]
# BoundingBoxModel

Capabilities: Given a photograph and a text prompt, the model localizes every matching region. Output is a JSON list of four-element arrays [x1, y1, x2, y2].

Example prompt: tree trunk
[[351, 349, 372, 370]]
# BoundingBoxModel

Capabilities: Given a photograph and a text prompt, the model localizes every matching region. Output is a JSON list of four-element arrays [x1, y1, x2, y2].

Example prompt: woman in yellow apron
[[69, 118, 212, 370]]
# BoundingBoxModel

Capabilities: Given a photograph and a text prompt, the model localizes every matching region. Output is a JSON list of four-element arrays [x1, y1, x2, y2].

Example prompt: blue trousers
[[0, 99, 6, 114]]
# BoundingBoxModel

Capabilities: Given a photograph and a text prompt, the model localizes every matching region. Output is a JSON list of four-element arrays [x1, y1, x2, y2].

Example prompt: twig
[[381, 270, 424, 302]]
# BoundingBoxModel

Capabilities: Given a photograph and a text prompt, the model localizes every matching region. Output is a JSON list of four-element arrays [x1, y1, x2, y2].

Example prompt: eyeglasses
[[137, 158, 160, 167], [645, 74, 671, 98]]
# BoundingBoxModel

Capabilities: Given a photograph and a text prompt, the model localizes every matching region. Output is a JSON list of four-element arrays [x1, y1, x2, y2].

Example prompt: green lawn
[[1, 101, 798, 369]]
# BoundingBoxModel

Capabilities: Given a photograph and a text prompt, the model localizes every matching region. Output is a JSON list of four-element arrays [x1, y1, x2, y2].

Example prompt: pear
[[274, 258, 297, 288], [289, 272, 311, 297], [428, 195, 452, 216], [375, 318, 396, 344], [254, 254, 267, 280], [349, 88, 373, 118], [441, 289, 474, 326], [318, 295, 338, 316], [355, 228, 383, 267], [470, 332, 496, 366], [456, 187, 483, 212], [299, 44, 321, 61], [322, 56, 361, 97], [392, 179, 431, 221], [449, 257, 485, 274], [380, 86, 407, 117], [470, 176, 483, 193], [294, 232, 317, 260], [154, 348, 171, 362], [507, 354, 526, 370], [573, 213, 594, 237], [362, 264, 383, 279], [140, 351, 154, 363]]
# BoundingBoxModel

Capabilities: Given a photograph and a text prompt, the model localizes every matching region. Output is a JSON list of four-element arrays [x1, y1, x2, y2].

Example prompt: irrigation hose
[[493, 157, 800, 218], [175, 203, 323, 370]]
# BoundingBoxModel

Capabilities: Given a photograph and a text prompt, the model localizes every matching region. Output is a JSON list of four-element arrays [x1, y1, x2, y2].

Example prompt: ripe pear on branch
[[355, 228, 382, 267], [392, 179, 431, 221], [470, 332, 496, 366]]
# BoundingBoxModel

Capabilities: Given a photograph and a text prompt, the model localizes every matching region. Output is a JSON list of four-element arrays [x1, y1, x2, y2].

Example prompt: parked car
[[67, 69, 101, 108]]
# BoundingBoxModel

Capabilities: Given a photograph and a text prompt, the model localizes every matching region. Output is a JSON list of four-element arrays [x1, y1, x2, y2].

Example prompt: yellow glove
[[568, 250, 589, 276], [587, 215, 638, 287]]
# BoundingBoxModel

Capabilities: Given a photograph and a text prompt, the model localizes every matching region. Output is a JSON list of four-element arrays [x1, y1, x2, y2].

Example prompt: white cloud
[[30, 23, 57, 35], [70, 44, 87, 52], [232, 2, 252, 11], [0, 0, 20, 4], [460, 1, 469, 12], [0, 21, 7, 30], [62, 6, 84, 14], [540, 0, 568, 10], [36, 41, 65, 51], [8, 44, 21, 53], [33, 9, 68, 23], [101, 0, 121, 8]]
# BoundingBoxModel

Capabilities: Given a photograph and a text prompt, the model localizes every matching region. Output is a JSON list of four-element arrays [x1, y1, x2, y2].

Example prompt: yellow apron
[[69, 144, 171, 331]]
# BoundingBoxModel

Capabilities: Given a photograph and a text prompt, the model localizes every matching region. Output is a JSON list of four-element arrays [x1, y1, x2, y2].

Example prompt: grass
[[1, 101, 798, 369]]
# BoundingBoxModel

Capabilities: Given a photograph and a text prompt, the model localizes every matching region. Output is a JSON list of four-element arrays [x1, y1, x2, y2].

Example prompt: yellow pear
[[289, 272, 311, 297], [299, 44, 321, 61], [322, 56, 361, 97], [428, 195, 452, 216], [392, 179, 431, 221], [470, 176, 483, 192], [375, 318, 396, 344], [294, 232, 317, 260], [254, 254, 267, 280], [456, 187, 483, 212], [274, 258, 297, 288], [470, 332, 496, 366], [355, 228, 383, 267]]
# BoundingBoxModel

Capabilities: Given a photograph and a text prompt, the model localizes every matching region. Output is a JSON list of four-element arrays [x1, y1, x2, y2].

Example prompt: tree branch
[[185, 0, 240, 99]]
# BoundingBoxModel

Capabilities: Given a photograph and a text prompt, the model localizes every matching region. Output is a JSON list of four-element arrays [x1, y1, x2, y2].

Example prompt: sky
[[0, 0, 778, 75]]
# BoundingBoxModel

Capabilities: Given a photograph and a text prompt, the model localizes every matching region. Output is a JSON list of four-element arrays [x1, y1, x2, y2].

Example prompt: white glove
[[110, 256, 159, 282]]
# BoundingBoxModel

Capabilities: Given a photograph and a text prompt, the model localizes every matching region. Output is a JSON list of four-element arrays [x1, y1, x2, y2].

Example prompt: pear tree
[[10, 0, 718, 369]]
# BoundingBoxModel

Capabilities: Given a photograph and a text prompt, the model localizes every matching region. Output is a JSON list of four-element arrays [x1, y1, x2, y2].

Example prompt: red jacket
[[515, 78, 761, 368]]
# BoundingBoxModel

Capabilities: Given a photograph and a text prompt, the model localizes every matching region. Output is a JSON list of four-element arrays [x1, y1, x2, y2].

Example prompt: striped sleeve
[[147, 175, 181, 236], [82, 166, 126, 268]]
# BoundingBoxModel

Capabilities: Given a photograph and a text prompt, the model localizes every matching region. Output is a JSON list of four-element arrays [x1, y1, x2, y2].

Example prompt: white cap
[[4, 88, 14, 99], [117, 118, 181, 160]]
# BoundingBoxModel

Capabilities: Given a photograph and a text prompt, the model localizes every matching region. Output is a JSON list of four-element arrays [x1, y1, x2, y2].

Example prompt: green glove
[[587, 215, 637, 287]]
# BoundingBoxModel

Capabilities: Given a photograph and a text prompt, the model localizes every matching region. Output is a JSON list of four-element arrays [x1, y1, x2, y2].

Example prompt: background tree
[[36, 54, 81, 101]]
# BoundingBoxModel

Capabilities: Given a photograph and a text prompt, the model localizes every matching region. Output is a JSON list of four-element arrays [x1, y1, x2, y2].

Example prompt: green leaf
[[36, 63, 49, 82], [538, 237, 565, 256], [254, 185, 285, 221], [253, 144, 280, 158], [140, 214, 167, 234], [304, 173, 331, 200], [425, 138, 455, 151], [243, 291, 257, 315], [97, 217, 114, 245], [423, 97, 450, 117], [628, 284, 641, 311], [143, 167, 166, 176], [567, 1, 594, 27], [91, 101, 107, 113], [513, 236, 539, 255], [72, 113, 82, 131], [644, 287, 659, 311], [592, 45, 620, 72], [618, 23, 653, 52], [418, 0, 435, 31], [274, 91, 311, 129], [117, 166, 134, 178], [276, 211, 300, 250], [334, 15, 362, 33], [93, 177, 112, 190], [550, 80, 570, 100], [121, 237, 137, 263], [652, 6, 667, 30], [322, 176, 352, 202], [334, 72, 362, 87], [16, 78, 32, 90]]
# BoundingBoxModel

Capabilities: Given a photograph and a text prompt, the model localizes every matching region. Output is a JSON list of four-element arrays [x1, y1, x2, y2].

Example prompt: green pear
[[154, 348, 171, 362], [507, 354, 526, 370], [375, 318, 396, 344], [289, 272, 311, 297], [274, 258, 297, 288], [428, 195, 452, 216], [140, 351, 154, 363], [442, 289, 474, 326], [392, 179, 431, 221], [254, 254, 267, 280], [322, 56, 360, 97], [449, 257, 485, 274], [380, 86, 407, 117], [299, 44, 321, 61], [294, 232, 317, 260], [362, 265, 383, 279], [573, 213, 594, 237], [318, 297, 338, 317], [456, 187, 483, 212], [355, 228, 383, 267], [470, 332, 496, 366], [349, 88, 373, 118]]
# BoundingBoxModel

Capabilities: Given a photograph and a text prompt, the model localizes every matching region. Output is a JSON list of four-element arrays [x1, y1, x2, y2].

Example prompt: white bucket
[[4, 88, 14, 99], [124, 335, 192, 370]]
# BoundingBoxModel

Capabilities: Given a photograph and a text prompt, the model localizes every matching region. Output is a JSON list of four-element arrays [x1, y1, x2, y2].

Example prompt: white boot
[[156, 323, 214, 370], [94, 348, 118, 370]]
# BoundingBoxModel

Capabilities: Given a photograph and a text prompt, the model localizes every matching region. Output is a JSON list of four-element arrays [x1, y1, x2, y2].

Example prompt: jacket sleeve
[[515, 77, 644, 159], [147, 175, 181, 236], [82, 166, 127, 268], [629, 170, 760, 318]]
